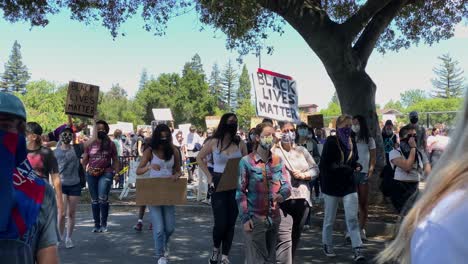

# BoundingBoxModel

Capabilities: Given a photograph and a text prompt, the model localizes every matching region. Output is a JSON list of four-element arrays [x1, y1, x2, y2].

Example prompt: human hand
[[273, 193, 284, 203], [409, 137, 417, 148], [113, 173, 120, 182], [291, 170, 303, 179], [243, 220, 254, 232], [170, 174, 179, 181], [152, 164, 161, 171]]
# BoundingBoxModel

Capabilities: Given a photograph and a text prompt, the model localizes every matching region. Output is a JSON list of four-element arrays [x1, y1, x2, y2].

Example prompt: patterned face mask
[[260, 136, 274, 150], [60, 132, 73, 144]]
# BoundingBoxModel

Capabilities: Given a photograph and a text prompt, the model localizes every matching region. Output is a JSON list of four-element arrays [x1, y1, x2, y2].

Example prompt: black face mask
[[410, 117, 418, 124], [98, 131, 107, 140], [226, 123, 238, 135], [160, 137, 169, 142]]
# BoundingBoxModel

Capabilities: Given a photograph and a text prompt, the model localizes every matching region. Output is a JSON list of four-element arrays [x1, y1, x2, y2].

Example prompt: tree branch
[[353, 0, 409, 69], [341, 0, 393, 42]]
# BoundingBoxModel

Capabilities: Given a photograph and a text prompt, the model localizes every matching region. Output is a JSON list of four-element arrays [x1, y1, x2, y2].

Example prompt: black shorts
[[62, 183, 82, 197]]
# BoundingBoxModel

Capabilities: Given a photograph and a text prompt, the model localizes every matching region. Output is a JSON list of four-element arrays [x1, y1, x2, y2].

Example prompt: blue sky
[[0, 10, 467, 109]]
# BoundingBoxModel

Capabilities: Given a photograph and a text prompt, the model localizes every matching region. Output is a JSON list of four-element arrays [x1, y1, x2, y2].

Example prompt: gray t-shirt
[[415, 124, 427, 150], [54, 144, 81, 186]]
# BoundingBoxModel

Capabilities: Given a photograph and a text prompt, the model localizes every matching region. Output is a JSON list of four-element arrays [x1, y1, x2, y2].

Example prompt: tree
[[98, 84, 143, 126], [431, 54, 465, 99], [407, 97, 463, 127], [331, 91, 340, 105], [1, 40, 30, 93], [221, 60, 238, 111], [183, 54, 205, 78], [400, 89, 427, 108], [383, 99, 403, 112], [238, 64, 252, 101], [209, 63, 223, 108], [139, 68, 149, 90]]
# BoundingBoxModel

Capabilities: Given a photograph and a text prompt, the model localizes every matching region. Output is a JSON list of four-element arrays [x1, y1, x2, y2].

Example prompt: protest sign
[[307, 114, 324, 129], [206, 116, 221, 129], [152, 108, 173, 121], [117, 121, 134, 134], [254, 68, 299, 123], [250, 117, 263, 129], [216, 158, 241, 192], [136, 177, 188, 206], [65, 81, 99, 118]]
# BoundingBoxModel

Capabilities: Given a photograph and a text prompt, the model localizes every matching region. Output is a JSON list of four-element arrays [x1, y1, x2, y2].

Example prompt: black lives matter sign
[[254, 68, 299, 122], [65, 81, 99, 118]]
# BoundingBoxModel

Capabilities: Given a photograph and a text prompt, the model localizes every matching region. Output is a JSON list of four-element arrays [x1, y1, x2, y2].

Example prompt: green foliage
[[400, 89, 427, 108], [183, 54, 205, 78], [1, 40, 30, 93], [209, 63, 223, 108], [221, 60, 238, 111], [238, 64, 251, 101], [383, 100, 404, 112], [407, 97, 463, 127], [97, 84, 143, 127], [236, 99, 256, 130], [16, 80, 68, 132], [431, 54, 465, 99], [139, 68, 149, 90]]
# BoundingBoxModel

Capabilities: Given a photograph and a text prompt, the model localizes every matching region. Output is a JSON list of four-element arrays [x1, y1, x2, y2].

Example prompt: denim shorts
[[354, 172, 369, 185], [62, 183, 82, 196]]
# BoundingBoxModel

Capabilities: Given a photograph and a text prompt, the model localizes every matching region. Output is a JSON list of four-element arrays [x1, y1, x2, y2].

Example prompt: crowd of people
[[0, 91, 465, 264]]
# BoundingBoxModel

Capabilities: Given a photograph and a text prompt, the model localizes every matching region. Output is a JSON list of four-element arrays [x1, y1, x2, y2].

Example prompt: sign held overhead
[[254, 68, 299, 123], [65, 81, 99, 118], [152, 108, 173, 121]]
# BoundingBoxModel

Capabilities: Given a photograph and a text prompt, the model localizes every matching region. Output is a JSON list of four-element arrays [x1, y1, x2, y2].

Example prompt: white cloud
[[454, 24, 468, 39]]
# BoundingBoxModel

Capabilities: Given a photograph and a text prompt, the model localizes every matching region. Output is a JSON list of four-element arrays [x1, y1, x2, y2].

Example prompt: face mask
[[98, 131, 107, 140], [260, 136, 274, 150], [410, 117, 418, 124], [281, 131, 295, 144], [226, 123, 238, 134], [298, 128, 308, 137], [352, 125, 360, 133], [60, 133, 73, 145], [160, 137, 169, 142], [385, 128, 393, 136], [207, 133, 213, 137], [249, 134, 256, 142]]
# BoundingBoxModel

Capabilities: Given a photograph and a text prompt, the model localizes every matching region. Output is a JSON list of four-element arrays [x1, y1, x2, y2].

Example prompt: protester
[[351, 115, 376, 240], [237, 122, 291, 264], [389, 125, 431, 214], [25, 122, 64, 222], [273, 122, 319, 263], [54, 127, 83, 248], [377, 93, 468, 264], [297, 123, 321, 202], [197, 113, 248, 264], [315, 128, 327, 145], [408, 111, 427, 152], [426, 127, 449, 167], [136, 129, 145, 157], [246, 127, 256, 154], [185, 125, 202, 183], [134, 135, 153, 232], [0, 93, 59, 264], [319, 115, 364, 261], [136, 124, 182, 264], [82, 120, 120, 233], [380, 120, 399, 198]]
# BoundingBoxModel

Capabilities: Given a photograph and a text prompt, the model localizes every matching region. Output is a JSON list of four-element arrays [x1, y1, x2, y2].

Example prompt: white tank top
[[213, 147, 242, 173], [150, 153, 174, 178]]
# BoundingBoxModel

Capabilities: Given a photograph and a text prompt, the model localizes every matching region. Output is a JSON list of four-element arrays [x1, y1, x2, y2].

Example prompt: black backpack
[[73, 144, 86, 188]]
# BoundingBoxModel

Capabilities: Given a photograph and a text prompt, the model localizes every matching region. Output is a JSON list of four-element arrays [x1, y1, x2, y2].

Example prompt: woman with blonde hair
[[377, 93, 468, 264]]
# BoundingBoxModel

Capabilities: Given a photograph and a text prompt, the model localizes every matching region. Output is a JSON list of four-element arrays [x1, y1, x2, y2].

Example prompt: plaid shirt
[[236, 152, 291, 224]]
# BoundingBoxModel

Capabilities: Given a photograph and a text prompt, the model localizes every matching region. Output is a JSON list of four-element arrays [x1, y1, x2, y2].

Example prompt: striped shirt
[[236, 152, 291, 224]]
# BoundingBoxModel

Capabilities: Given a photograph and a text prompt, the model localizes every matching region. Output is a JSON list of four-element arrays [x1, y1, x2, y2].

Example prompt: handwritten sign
[[136, 177, 188, 206], [254, 68, 299, 123], [65, 81, 99, 118], [206, 116, 221, 129], [307, 114, 324, 129]]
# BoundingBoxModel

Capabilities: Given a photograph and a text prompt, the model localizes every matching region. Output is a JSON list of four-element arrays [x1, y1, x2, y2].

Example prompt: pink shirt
[[85, 141, 117, 173]]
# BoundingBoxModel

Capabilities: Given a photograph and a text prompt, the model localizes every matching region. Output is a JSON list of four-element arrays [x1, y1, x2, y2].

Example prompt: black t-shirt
[[27, 147, 59, 182]]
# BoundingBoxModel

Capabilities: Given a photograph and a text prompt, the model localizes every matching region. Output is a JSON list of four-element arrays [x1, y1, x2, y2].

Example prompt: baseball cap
[[0, 92, 27, 120], [385, 120, 393, 126], [26, 122, 43, 135], [409, 111, 419, 119]]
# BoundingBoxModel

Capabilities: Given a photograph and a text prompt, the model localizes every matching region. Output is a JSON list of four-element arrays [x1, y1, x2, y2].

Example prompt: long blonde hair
[[377, 93, 468, 264]]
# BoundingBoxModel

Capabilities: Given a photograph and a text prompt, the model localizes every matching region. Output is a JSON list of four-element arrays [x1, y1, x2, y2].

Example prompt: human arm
[[171, 146, 183, 181], [312, 140, 321, 164], [295, 146, 319, 181], [37, 246, 59, 264], [239, 140, 248, 156], [368, 137, 377, 178], [36, 185, 60, 264], [136, 148, 152, 175], [110, 142, 120, 178], [391, 138, 417, 172], [236, 157, 252, 225], [46, 150, 63, 220], [82, 116, 97, 149], [137, 139, 143, 156], [273, 158, 292, 203], [196, 139, 214, 184]]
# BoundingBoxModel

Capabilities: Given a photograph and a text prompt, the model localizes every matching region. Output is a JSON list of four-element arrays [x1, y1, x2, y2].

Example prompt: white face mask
[[352, 125, 360, 133]]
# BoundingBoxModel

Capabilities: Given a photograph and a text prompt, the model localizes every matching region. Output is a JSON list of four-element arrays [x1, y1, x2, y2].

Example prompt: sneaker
[[134, 222, 143, 232], [92, 227, 101, 233], [323, 245, 336, 257], [360, 229, 367, 241], [100, 226, 108, 233], [65, 238, 74, 249], [220, 257, 230, 264], [303, 225, 310, 231], [149, 223, 153, 230], [353, 247, 365, 262], [209, 248, 220, 264], [158, 257, 168, 264], [345, 232, 351, 243]]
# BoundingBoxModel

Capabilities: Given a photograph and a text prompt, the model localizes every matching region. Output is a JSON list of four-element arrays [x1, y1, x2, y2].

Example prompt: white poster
[[254, 68, 299, 123], [152, 108, 173, 121]]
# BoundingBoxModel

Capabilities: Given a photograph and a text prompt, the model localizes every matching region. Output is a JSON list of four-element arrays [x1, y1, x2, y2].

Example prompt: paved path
[[58, 205, 386, 264]]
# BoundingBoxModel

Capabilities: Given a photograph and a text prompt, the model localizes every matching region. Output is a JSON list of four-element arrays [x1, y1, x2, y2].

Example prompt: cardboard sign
[[136, 177, 188, 205], [152, 108, 173, 121], [206, 116, 221, 129], [254, 68, 299, 123], [216, 158, 241, 192], [65, 81, 99, 118], [307, 114, 324, 129]]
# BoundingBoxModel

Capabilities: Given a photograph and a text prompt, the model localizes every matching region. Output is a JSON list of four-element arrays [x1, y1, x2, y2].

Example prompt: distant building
[[299, 104, 319, 114], [380, 109, 403, 125]]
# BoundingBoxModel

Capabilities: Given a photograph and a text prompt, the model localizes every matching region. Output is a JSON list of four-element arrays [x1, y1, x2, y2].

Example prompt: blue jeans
[[87, 172, 113, 228], [148, 205, 176, 259], [322, 193, 362, 248]]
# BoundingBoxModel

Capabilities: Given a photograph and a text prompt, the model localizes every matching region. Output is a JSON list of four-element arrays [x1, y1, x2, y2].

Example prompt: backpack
[[73, 144, 86, 188]]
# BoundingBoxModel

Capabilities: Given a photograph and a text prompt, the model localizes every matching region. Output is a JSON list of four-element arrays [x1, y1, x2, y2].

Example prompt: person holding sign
[[82, 120, 120, 233], [136, 124, 182, 264], [273, 122, 319, 264], [237, 122, 291, 264], [319, 115, 365, 262], [197, 113, 248, 264]]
